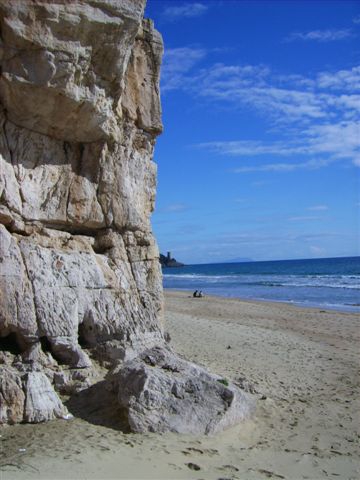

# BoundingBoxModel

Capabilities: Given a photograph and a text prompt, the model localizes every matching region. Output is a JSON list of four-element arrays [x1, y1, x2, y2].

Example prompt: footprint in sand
[[204, 448, 219, 455], [186, 462, 201, 471], [183, 446, 219, 456], [256, 468, 285, 479], [185, 447, 204, 454], [217, 464, 239, 473]]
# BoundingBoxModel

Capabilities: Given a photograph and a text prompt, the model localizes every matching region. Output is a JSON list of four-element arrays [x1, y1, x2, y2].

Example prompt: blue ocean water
[[162, 257, 360, 312]]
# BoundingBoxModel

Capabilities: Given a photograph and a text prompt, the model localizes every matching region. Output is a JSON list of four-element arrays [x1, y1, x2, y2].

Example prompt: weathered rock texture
[[0, 0, 164, 424], [0, 1, 255, 431], [116, 346, 255, 434]]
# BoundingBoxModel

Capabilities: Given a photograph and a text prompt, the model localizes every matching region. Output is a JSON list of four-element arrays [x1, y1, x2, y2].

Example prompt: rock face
[[0, 0, 164, 424], [0, 0, 152, 143], [0, 1, 255, 431]]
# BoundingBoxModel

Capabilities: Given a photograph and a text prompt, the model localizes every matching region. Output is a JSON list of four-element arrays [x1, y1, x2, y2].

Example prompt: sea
[[162, 256, 360, 313]]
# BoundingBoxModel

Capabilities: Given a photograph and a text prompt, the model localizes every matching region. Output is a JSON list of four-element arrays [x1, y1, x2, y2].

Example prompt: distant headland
[[160, 251, 184, 268]]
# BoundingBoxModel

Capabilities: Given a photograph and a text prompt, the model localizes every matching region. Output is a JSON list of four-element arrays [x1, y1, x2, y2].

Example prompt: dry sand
[[1, 290, 359, 479]]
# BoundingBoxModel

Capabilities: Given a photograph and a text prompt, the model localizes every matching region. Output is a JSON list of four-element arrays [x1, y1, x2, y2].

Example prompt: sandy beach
[[1, 290, 359, 480]]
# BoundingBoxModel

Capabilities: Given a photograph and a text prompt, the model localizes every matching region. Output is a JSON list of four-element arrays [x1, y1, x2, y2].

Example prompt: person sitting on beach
[[198, 290, 203, 297], [193, 290, 198, 298]]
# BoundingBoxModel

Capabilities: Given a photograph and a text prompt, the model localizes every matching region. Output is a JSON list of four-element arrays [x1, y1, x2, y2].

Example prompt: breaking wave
[[163, 273, 360, 290]]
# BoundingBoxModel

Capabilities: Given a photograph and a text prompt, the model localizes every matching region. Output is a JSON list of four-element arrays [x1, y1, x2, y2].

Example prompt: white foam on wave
[[163, 273, 360, 290], [163, 273, 239, 281]]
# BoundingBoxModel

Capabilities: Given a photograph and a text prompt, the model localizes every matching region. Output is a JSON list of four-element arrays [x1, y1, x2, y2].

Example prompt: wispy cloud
[[162, 42, 360, 172], [305, 121, 360, 161], [195, 64, 360, 125], [353, 15, 360, 25], [162, 3, 208, 21], [163, 48, 206, 74], [198, 140, 316, 157], [160, 203, 189, 213], [232, 159, 333, 174], [198, 119, 360, 171], [161, 47, 206, 92], [317, 66, 360, 91], [286, 29, 354, 42], [186, 63, 360, 170], [289, 216, 321, 222]]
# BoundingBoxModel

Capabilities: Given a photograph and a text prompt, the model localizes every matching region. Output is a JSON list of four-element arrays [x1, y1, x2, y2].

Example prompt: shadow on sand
[[65, 380, 130, 433]]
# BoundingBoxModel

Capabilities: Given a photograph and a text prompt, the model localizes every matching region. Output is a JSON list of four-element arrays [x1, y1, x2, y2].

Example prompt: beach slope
[[1, 290, 359, 479]]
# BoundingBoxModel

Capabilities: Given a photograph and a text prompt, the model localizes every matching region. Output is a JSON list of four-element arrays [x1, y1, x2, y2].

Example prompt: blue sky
[[145, 0, 360, 264]]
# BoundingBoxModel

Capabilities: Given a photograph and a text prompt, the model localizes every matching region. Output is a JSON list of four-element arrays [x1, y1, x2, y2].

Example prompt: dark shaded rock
[[160, 252, 184, 267], [0, 366, 69, 423], [0, 366, 25, 424]]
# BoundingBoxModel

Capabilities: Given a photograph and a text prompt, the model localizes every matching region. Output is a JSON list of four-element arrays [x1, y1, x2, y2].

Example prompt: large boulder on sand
[[116, 346, 256, 434]]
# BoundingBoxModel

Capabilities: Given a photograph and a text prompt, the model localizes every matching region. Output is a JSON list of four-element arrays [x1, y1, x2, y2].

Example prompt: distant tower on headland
[[159, 251, 184, 268]]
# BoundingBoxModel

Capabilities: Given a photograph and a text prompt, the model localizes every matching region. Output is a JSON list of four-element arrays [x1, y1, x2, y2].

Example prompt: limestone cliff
[[0, 0, 164, 422], [0, 1, 255, 432]]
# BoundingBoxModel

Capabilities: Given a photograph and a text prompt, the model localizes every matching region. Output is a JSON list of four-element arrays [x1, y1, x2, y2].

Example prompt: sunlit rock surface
[[116, 346, 256, 435], [0, 0, 164, 424]]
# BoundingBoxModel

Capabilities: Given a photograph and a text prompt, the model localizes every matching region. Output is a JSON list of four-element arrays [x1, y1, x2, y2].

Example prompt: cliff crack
[[17, 242, 42, 339]]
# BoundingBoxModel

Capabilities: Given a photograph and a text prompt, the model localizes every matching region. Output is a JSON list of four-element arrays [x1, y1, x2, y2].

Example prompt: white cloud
[[162, 3, 208, 21], [161, 203, 189, 213], [201, 84, 327, 122], [304, 121, 360, 163], [163, 47, 360, 171], [163, 48, 206, 74], [197, 140, 304, 157], [232, 159, 333, 173], [317, 66, 360, 91], [286, 29, 353, 42], [193, 63, 360, 125], [193, 65, 360, 170], [289, 216, 320, 222], [161, 47, 206, 92], [277, 73, 315, 89], [198, 119, 360, 170], [353, 15, 360, 25]]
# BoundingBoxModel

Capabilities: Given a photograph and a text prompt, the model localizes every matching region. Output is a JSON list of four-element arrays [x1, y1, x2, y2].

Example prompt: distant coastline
[[160, 251, 184, 268]]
